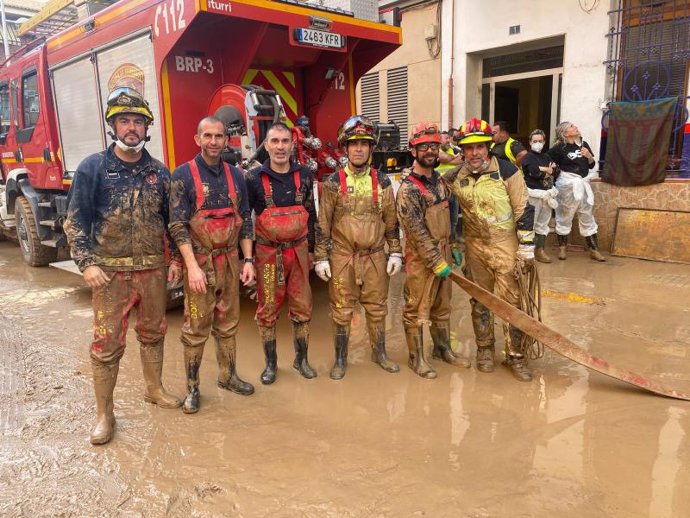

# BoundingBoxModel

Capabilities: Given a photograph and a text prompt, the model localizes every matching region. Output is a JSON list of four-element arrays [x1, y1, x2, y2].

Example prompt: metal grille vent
[[387, 66, 408, 148]]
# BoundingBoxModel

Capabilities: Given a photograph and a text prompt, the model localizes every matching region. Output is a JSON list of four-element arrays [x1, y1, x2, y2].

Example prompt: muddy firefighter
[[450, 118, 536, 381], [64, 87, 182, 445], [396, 122, 470, 379], [314, 115, 403, 380], [169, 116, 256, 414], [246, 123, 318, 384]]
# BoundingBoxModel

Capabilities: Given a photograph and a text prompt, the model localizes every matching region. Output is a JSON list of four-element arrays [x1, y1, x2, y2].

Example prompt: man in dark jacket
[[65, 87, 181, 446]]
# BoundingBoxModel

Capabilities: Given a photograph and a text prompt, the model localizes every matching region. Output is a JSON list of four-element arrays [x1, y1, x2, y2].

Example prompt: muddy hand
[[187, 264, 207, 294], [315, 261, 331, 282], [241, 262, 255, 286], [83, 265, 111, 289], [167, 261, 182, 288]]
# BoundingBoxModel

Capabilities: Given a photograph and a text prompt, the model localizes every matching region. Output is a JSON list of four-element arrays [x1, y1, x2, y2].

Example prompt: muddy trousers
[[463, 235, 530, 375], [327, 249, 393, 379], [180, 253, 253, 413], [255, 241, 312, 327], [89, 268, 179, 443], [258, 322, 316, 385]]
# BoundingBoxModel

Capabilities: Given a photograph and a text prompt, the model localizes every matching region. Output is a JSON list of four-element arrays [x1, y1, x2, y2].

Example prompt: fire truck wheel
[[14, 196, 58, 267]]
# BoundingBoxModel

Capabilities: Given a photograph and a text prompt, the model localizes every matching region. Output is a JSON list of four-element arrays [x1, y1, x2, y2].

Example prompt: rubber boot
[[216, 336, 255, 396], [586, 234, 606, 262], [367, 320, 399, 373], [140, 342, 182, 409], [471, 300, 495, 372], [259, 326, 277, 385], [430, 322, 470, 368], [476, 346, 495, 373], [405, 327, 437, 379], [90, 360, 119, 445], [503, 325, 532, 382], [557, 234, 568, 260], [182, 345, 203, 414], [292, 321, 317, 379], [330, 323, 350, 380], [534, 234, 552, 263]]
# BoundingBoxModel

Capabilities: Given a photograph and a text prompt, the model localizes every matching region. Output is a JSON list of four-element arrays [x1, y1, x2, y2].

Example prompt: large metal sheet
[[612, 208, 690, 264]]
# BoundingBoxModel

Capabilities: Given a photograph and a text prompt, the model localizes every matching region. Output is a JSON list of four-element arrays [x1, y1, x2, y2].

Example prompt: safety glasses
[[411, 126, 440, 140], [416, 143, 440, 151]]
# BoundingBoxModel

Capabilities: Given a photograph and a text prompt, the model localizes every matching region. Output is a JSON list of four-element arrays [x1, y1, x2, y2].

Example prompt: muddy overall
[[181, 160, 254, 414], [255, 170, 316, 384], [402, 175, 470, 379], [327, 169, 399, 379]]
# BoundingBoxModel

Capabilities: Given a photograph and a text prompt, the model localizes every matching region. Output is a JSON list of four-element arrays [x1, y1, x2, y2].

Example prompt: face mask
[[531, 142, 544, 153], [115, 139, 146, 153]]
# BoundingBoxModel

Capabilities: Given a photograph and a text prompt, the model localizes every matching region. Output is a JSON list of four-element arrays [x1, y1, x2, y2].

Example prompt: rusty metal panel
[[612, 208, 690, 264]]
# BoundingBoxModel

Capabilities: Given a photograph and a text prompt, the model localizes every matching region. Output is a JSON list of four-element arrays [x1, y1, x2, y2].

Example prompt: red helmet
[[409, 122, 441, 147], [457, 118, 492, 145]]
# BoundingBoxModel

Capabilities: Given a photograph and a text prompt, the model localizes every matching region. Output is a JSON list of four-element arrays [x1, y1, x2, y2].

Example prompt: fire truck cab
[[0, 0, 400, 267]]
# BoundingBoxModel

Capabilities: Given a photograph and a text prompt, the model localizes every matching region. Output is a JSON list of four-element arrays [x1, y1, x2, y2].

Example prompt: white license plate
[[295, 28, 346, 49]]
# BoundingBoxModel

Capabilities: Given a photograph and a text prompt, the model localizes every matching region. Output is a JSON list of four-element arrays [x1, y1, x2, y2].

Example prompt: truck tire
[[15, 196, 58, 266]]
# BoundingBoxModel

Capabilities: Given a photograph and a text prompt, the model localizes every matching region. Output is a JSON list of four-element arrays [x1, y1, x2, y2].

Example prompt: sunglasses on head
[[412, 126, 440, 140]]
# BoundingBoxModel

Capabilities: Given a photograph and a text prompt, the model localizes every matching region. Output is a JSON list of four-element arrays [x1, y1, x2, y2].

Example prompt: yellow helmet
[[105, 87, 154, 124], [458, 118, 492, 145], [337, 115, 377, 146]]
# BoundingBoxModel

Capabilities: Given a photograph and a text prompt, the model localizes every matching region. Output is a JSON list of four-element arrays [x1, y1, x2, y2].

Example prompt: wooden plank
[[612, 208, 690, 264]]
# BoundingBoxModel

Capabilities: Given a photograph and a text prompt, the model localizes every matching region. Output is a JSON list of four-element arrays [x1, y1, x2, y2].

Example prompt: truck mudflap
[[449, 270, 690, 401]]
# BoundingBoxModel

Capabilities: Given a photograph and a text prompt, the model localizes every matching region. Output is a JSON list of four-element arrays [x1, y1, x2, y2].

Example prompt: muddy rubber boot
[[292, 321, 317, 379], [330, 323, 350, 380], [216, 336, 255, 396], [405, 327, 437, 379], [557, 234, 568, 260], [534, 234, 552, 263], [140, 342, 182, 409], [90, 360, 119, 445], [430, 322, 470, 368], [586, 234, 606, 262], [259, 326, 278, 385], [182, 345, 203, 414], [367, 320, 399, 373], [504, 354, 533, 382], [476, 346, 495, 373]]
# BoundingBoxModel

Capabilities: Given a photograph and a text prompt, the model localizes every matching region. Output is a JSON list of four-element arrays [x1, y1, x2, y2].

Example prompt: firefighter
[[168, 116, 256, 414], [396, 122, 469, 379], [245, 123, 317, 384], [314, 115, 403, 380], [64, 87, 181, 445], [491, 121, 527, 168], [451, 118, 536, 382]]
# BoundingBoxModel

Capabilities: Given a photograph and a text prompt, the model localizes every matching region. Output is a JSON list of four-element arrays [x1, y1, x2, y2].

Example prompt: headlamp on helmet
[[409, 122, 441, 147], [337, 115, 377, 147], [458, 118, 492, 145], [105, 87, 154, 124]]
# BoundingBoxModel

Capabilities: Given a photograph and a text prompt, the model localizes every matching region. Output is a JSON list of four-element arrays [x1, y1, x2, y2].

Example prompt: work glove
[[315, 261, 332, 282], [433, 261, 452, 278], [386, 253, 403, 276], [451, 249, 463, 267], [516, 244, 535, 262]]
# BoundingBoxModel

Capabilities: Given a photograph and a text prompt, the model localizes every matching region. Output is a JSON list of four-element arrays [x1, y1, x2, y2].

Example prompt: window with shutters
[[360, 73, 380, 123], [604, 0, 690, 165], [387, 66, 408, 148]]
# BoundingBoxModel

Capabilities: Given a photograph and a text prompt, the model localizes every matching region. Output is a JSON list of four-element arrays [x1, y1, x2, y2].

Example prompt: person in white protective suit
[[546, 122, 606, 262], [521, 129, 559, 263]]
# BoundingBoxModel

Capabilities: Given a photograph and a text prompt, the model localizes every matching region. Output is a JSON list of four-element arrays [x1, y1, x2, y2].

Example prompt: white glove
[[516, 244, 535, 262], [315, 261, 331, 282], [386, 253, 403, 276]]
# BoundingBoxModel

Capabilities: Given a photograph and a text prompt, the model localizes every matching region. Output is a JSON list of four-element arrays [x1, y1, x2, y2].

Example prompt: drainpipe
[[447, 0, 455, 128], [0, 0, 10, 63]]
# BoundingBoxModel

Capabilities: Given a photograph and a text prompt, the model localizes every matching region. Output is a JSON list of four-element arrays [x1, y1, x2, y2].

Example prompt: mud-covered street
[[1, 240, 689, 517]]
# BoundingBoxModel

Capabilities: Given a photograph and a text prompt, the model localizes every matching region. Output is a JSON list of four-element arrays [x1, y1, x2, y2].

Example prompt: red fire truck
[[0, 0, 401, 268]]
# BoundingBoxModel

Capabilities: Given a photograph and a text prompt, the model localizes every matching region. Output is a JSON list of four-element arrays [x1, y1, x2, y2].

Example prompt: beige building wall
[[356, 2, 442, 135]]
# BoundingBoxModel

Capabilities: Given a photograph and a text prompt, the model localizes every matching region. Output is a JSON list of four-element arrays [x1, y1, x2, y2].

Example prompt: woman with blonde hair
[[547, 121, 605, 261]]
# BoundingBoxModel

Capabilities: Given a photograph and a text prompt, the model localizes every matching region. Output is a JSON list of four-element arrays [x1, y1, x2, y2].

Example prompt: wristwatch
[[244, 257, 255, 264]]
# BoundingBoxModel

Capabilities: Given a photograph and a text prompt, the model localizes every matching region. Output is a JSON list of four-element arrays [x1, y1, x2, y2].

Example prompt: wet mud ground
[[1, 240, 689, 517]]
